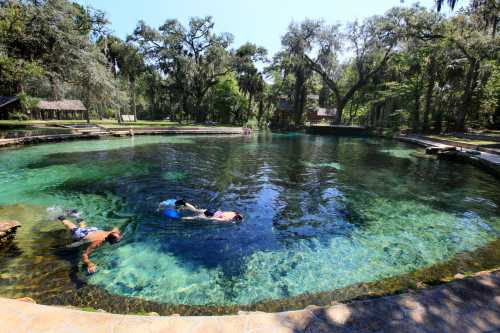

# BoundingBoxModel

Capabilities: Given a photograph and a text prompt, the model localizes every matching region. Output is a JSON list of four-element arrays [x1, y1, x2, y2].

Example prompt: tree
[[100, 36, 145, 121], [233, 42, 267, 121], [302, 10, 402, 124], [281, 20, 321, 127], [130, 16, 234, 122], [437, 1, 498, 38], [0, 0, 113, 103]]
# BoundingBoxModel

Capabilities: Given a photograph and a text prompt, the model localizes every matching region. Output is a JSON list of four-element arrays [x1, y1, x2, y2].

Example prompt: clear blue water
[[0, 134, 499, 306]]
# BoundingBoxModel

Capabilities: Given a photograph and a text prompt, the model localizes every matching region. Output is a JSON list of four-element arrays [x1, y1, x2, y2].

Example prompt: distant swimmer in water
[[57, 215, 121, 274], [177, 201, 243, 222]]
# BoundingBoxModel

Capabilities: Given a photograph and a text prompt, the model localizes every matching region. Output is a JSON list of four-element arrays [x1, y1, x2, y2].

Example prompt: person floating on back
[[178, 201, 243, 222], [57, 214, 121, 274], [158, 199, 243, 222]]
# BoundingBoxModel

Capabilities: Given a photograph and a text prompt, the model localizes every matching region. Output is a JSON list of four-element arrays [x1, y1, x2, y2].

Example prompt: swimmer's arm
[[82, 241, 101, 274]]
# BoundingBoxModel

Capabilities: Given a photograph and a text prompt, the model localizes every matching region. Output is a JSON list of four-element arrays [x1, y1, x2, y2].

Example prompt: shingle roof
[[0, 96, 19, 108], [38, 100, 86, 111]]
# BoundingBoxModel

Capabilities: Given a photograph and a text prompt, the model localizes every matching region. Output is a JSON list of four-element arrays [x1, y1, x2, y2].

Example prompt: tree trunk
[[16, 82, 25, 94], [248, 91, 254, 123], [49, 76, 60, 101], [422, 57, 436, 133], [293, 68, 306, 127], [456, 59, 479, 132], [334, 100, 346, 125], [130, 79, 137, 122]]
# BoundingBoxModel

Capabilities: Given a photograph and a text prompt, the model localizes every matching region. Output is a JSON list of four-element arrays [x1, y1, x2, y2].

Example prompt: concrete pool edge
[[1, 269, 498, 333], [397, 134, 500, 178]]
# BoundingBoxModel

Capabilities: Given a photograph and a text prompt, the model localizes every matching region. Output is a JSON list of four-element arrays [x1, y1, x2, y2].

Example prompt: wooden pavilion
[[34, 100, 87, 120]]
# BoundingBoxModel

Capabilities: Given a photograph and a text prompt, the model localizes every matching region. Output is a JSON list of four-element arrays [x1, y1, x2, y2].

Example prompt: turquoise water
[[0, 134, 499, 306]]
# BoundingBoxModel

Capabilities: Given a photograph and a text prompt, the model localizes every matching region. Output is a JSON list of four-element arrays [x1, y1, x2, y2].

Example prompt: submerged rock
[[0, 220, 21, 245]]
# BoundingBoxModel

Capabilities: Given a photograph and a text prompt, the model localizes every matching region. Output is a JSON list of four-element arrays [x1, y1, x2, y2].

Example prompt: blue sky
[[76, 0, 441, 58]]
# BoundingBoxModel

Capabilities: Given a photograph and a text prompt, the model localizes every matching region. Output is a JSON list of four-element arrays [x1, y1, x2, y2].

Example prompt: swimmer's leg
[[183, 202, 205, 214]]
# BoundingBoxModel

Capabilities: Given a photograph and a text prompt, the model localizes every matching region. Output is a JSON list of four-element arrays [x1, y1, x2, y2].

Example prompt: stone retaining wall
[[0, 127, 244, 148]]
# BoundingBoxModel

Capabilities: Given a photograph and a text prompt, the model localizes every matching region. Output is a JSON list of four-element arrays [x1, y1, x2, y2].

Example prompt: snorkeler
[[57, 216, 121, 274], [157, 199, 243, 222], [177, 201, 243, 222]]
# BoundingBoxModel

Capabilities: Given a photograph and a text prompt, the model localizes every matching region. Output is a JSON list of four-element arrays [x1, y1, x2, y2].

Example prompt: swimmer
[[177, 201, 243, 222], [57, 216, 121, 274]]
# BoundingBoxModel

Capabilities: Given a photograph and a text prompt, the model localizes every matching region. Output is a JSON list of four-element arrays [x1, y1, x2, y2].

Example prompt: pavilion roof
[[37, 99, 86, 111]]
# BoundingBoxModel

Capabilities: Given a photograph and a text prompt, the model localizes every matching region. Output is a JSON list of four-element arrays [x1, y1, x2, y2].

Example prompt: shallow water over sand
[[0, 134, 499, 307]]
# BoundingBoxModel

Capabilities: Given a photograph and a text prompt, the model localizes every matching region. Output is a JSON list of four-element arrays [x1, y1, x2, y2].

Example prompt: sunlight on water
[[88, 199, 497, 305], [162, 171, 187, 181], [379, 148, 418, 160]]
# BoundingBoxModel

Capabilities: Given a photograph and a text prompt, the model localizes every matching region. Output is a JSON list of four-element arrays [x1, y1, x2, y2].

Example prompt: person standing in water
[[57, 215, 122, 274]]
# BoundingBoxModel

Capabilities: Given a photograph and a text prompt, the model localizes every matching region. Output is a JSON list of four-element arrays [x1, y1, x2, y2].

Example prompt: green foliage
[[17, 92, 39, 110], [0, 0, 497, 131], [211, 73, 248, 124], [7, 111, 28, 121]]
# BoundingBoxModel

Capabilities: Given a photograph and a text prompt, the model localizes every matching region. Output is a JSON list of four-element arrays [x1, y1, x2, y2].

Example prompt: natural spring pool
[[0, 134, 499, 313]]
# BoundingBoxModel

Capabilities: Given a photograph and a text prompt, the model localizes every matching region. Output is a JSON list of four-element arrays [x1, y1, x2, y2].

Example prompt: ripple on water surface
[[0, 134, 499, 306]]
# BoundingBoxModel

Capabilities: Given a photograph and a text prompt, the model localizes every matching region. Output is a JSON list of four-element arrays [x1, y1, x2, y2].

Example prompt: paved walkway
[[0, 270, 498, 333], [398, 135, 500, 177]]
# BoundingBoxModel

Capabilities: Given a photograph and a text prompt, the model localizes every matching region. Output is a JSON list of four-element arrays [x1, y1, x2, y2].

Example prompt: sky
[[75, 0, 443, 58]]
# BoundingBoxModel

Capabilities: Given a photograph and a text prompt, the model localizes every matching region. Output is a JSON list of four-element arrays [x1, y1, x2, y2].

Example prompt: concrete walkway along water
[[0, 270, 498, 333]]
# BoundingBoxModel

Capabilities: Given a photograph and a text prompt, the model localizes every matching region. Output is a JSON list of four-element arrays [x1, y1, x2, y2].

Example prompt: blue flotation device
[[162, 208, 181, 219], [160, 199, 177, 208]]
